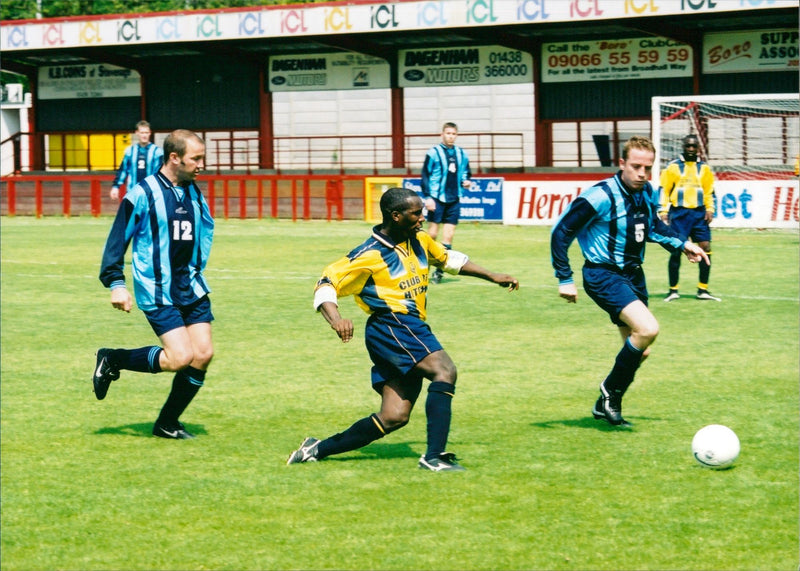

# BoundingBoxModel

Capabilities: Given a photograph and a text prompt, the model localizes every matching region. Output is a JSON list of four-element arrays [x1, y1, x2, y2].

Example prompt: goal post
[[651, 93, 800, 183]]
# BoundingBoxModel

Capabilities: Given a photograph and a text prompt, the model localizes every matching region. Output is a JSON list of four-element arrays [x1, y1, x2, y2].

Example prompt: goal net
[[651, 93, 799, 182]]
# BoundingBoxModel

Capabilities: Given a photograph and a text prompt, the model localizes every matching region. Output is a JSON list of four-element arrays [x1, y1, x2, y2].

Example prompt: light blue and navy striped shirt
[[99, 171, 214, 311], [551, 172, 684, 284], [113, 142, 164, 189], [420, 143, 471, 203]]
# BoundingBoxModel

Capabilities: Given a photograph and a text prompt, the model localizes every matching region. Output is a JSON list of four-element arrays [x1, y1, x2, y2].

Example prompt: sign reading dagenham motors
[[268, 52, 390, 91], [398, 45, 533, 87]]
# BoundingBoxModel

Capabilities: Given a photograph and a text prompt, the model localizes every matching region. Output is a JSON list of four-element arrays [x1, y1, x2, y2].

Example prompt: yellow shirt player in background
[[287, 187, 519, 472], [659, 134, 720, 302]]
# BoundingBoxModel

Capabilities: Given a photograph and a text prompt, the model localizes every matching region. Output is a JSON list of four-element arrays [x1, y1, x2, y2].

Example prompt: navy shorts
[[668, 208, 711, 243], [144, 295, 214, 337], [582, 264, 648, 326], [426, 198, 460, 225], [365, 312, 443, 393]]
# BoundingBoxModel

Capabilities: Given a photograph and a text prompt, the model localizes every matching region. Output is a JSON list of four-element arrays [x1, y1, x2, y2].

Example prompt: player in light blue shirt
[[110, 120, 163, 200], [420, 122, 471, 283], [551, 136, 709, 427], [95, 129, 214, 440]]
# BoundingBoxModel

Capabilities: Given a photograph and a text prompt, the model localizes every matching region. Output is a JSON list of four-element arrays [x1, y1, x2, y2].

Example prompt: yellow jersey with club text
[[314, 226, 450, 321]]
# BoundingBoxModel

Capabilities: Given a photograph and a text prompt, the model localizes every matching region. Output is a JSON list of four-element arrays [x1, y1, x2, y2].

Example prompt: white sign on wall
[[38, 63, 140, 99], [398, 45, 533, 87], [502, 178, 800, 230], [703, 29, 799, 74], [542, 37, 693, 83], [268, 52, 390, 91], [502, 180, 588, 225], [711, 180, 799, 228]]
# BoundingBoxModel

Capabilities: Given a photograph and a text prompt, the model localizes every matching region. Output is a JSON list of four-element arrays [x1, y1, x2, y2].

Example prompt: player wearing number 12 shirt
[[93, 129, 215, 440]]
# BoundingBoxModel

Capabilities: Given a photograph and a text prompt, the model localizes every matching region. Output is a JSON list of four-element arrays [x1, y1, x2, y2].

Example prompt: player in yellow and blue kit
[[287, 187, 518, 471], [659, 134, 720, 301]]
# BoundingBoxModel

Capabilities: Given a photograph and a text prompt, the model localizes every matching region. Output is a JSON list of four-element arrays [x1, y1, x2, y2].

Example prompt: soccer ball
[[691, 424, 740, 469]]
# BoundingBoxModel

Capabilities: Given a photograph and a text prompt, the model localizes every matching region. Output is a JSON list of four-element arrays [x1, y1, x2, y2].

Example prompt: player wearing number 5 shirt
[[551, 136, 709, 427], [94, 129, 215, 440]]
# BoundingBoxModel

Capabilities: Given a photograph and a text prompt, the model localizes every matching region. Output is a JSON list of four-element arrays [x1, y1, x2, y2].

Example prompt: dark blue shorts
[[144, 296, 214, 337], [426, 198, 460, 225], [365, 312, 443, 392], [668, 208, 711, 243], [582, 264, 648, 326]]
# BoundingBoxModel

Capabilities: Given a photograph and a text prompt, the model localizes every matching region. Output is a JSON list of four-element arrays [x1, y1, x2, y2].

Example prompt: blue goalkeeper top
[[551, 172, 685, 285], [99, 171, 214, 311]]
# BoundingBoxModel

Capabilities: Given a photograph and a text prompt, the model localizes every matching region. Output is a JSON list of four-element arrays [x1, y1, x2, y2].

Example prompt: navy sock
[[699, 253, 711, 287], [602, 339, 644, 396], [316, 414, 386, 460], [156, 366, 205, 426], [109, 347, 162, 373], [425, 381, 455, 460], [668, 251, 681, 290]]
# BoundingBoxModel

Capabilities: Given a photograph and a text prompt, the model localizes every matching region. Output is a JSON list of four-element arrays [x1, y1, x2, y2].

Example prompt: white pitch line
[[4, 266, 797, 302]]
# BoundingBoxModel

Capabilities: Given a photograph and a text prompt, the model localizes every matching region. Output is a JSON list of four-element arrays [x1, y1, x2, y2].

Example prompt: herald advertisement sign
[[502, 179, 799, 229]]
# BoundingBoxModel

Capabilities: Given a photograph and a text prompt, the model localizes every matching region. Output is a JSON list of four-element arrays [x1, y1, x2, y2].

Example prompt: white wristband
[[444, 250, 469, 275], [313, 285, 338, 310]]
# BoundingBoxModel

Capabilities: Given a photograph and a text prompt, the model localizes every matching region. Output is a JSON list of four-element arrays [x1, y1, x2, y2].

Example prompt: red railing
[[0, 172, 364, 220]]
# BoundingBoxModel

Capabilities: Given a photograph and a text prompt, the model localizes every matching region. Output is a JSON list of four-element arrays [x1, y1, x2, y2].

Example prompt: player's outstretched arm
[[457, 260, 519, 291], [318, 301, 354, 343]]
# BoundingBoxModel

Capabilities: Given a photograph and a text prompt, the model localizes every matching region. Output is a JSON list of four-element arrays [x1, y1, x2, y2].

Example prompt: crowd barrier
[[2, 172, 797, 228], [0, 173, 363, 221]]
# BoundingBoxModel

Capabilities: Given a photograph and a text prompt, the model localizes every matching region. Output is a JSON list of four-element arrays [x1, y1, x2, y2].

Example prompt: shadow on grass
[[94, 422, 208, 438], [323, 441, 420, 462], [529, 416, 643, 431]]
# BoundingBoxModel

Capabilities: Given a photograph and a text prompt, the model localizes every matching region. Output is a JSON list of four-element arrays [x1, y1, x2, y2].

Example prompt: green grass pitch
[[1, 216, 797, 570]]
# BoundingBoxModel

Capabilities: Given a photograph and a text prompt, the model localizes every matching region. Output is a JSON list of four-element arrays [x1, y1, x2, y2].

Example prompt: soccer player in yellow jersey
[[659, 134, 720, 302], [288, 187, 519, 471]]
